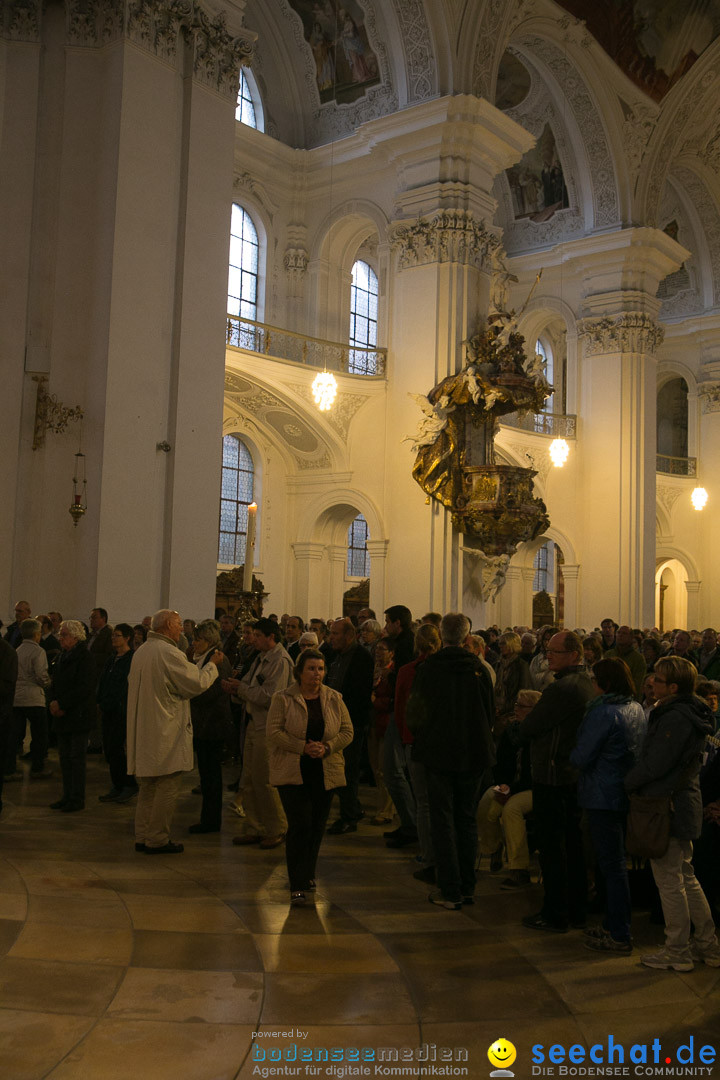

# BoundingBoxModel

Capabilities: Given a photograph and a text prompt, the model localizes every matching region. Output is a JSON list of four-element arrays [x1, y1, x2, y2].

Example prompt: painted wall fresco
[[288, 1, 380, 104], [555, 0, 720, 101], [505, 124, 569, 224]]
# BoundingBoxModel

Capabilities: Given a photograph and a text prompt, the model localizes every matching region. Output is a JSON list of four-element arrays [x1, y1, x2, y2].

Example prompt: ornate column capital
[[2, 0, 42, 41], [389, 210, 500, 272], [698, 382, 720, 413], [577, 313, 664, 356], [60, 2, 255, 99]]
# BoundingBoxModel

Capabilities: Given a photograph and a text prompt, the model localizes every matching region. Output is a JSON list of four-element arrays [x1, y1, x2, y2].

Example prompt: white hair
[[60, 619, 86, 642], [150, 609, 178, 632]]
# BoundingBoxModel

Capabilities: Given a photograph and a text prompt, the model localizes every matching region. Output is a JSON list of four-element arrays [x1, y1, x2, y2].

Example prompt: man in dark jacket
[[520, 630, 594, 932], [625, 655, 720, 971], [382, 604, 418, 845], [325, 618, 373, 834], [407, 612, 495, 910], [0, 638, 19, 812], [97, 623, 137, 803]]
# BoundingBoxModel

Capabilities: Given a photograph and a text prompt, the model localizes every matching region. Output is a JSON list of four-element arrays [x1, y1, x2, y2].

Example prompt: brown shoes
[[232, 833, 286, 848], [259, 834, 286, 849]]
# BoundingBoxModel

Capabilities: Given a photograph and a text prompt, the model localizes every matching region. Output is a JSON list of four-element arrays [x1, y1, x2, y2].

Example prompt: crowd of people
[[1, 601, 720, 971]]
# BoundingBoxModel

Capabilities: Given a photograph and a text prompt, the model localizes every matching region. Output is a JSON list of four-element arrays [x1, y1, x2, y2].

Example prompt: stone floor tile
[[26, 894, 130, 929], [542, 955, 701, 1012], [0, 957, 124, 1015], [121, 896, 246, 933], [261, 972, 417, 1026], [131, 929, 261, 971], [107, 967, 263, 1023], [0, 1009, 94, 1080], [46, 1019, 255, 1080], [253, 932, 399, 973], [0, 918, 23, 954], [0, 894, 28, 921], [226, 900, 366, 935], [9, 924, 133, 965]]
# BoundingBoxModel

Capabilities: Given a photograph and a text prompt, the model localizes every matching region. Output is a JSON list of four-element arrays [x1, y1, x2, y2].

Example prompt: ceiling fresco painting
[[288, 0, 381, 104], [555, 0, 720, 101], [506, 124, 569, 224]]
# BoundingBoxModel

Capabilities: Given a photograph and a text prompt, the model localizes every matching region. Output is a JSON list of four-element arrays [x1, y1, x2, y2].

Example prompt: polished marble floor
[[1, 753, 719, 1080]]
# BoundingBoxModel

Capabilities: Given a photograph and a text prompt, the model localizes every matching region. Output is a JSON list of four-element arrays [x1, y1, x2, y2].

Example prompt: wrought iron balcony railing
[[499, 412, 577, 437], [656, 454, 697, 477], [227, 315, 387, 377]]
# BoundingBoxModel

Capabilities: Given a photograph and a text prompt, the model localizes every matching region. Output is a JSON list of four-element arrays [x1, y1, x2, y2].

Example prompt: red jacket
[[394, 657, 423, 745]]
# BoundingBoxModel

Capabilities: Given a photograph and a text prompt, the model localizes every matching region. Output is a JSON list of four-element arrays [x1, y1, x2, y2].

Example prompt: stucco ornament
[[578, 314, 665, 356], [390, 211, 499, 271]]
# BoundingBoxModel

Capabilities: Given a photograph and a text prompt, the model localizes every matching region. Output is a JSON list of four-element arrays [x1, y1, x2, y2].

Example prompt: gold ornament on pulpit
[[407, 274, 551, 600]]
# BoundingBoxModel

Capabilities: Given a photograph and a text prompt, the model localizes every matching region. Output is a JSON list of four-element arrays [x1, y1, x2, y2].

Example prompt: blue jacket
[[571, 695, 646, 811]]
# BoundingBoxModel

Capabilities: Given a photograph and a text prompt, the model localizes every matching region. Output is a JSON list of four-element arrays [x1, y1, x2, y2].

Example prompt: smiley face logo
[[488, 1039, 517, 1072]]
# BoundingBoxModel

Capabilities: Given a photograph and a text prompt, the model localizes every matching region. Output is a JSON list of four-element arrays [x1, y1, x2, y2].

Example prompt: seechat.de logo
[[488, 1038, 517, 1077]]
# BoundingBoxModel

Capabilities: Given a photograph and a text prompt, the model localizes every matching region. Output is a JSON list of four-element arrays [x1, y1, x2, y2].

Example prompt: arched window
[[218, 435, 255, 566], [535, 338, 554, 415], [657, 377, 688, 460], [349, 260, 378, 375], [228, 205, 259, 321], [235, 69, 264, 131], [347, 514, 370, 577], [533, 540, 555, 595]]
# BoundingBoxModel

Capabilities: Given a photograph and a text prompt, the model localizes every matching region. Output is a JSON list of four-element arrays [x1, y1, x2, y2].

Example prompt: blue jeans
[[425, 767, 483, 901], [586, 808, 631, 942], [383, 718, 416, 832]]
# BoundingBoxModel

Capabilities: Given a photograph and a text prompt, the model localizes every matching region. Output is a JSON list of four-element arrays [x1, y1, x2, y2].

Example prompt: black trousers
[[278, 771, 334, 891], [533, 782, 587, 927], [0, 704, 13, 805], [14, 706, 49, 772], [57, 731, 87, 806], [194, 738, 224, 829], [101, 709, 134, 791], [425, 767, 484, 902], [337, 722, 368, 822]]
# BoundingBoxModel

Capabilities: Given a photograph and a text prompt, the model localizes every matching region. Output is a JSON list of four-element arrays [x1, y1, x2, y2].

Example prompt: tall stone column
[[326, 543, 348, 617], [2, 0, 254, 619], [577, 313, 665, 627], [697, 372, 720, 625], [377, 96, 534, 619], [575, 228, 688, 628]]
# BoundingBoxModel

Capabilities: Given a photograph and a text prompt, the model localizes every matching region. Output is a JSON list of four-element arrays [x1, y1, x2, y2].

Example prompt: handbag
[[625, 793, 671, 859]]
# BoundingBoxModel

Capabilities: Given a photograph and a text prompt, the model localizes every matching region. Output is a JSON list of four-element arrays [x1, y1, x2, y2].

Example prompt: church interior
[[3, 0, 720, 1075]]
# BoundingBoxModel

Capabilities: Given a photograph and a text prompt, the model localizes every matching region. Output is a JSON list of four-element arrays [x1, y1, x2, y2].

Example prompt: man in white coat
[[127, 609, 223, 853]]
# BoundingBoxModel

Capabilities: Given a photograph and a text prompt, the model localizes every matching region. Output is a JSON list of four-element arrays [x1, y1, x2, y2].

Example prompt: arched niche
[[307, 202, 389, 343]]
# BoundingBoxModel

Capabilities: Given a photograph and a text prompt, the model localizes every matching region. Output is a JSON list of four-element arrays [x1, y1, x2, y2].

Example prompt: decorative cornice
[[1, 0, 42, 41], [578, 314, 665, 356], [389, 210, 500, 271], [698, 382, 720, 413], [55, 1, 255, 99]]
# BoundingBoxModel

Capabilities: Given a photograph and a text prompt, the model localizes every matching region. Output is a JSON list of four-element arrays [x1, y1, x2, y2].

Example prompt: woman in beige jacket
[[267, 649, 353, 905]]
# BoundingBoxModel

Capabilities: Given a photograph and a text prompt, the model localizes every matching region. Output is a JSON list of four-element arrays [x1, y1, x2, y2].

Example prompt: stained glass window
[[349, 261, 378, 375], [347, 514, 370, 577], [228, 205, 258, 320], [218, 436, 255, 566]]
